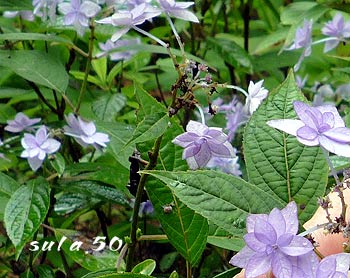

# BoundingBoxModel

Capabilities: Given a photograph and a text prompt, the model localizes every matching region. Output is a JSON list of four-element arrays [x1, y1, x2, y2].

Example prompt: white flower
[[245, 80, 269, 115]]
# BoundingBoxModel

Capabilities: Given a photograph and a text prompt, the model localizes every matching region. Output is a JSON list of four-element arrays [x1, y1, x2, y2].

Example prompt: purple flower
[[157, 0, 199, 23], [64, 113, 109, 149], [267, 101, 350, 157], [291, 252, 350, 277], [32, 0, 62, 22], [97, 38, 140, 61], [21, 126, 61, 171], [58, 0, 101, 35], [287, 19, 313, 71], [295, 75, 307, 89], [229, 201, 314, 278], [96, 4, 161, 42], [225, 101, 248, 142], [5, 112, 41, 133], [322, 13, 350, 52], [245, 80, 269, 115], [139, 200, 154, 217], [3, 10, 35, 21], [206, 156, 242, 176], [172, 120, 235, 169]]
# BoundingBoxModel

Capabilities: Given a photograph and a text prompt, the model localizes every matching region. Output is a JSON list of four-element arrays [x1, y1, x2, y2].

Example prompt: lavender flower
[[312, 84, 334, 106], [229, 201, 314, 278], [58, 0, 101, 35], [3, 10, 35, 21], [32, 0, 62, 22], [5, 112, 41, 133], [295, 75, 307, 89], [322, 13, 350, 53], [206, 156, 242, 176], [172, 120, 235, 170], [157, 0, 199, 23], [267, 101, 350, 157], [21, 126, 61, 171], [245, 80, 269, 115], [97, 38, 140, 61], [286, 19, 313, 71], [226, 100, 248, 141], [64, 113, 109, 149], [96, 4, 161, 42], [139, 200, 154, 217]]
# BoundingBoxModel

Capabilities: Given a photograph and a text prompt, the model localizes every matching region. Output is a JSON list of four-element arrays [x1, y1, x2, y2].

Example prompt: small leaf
[[132, 259, 156, 275], [144, 170, 283, 236], [50, 153, 65, 177], [243, 70, 328, 224], [92, 94, 127, 122], [4, 177, 50, 258], [127, 113, 169, 145], [0, 50, 68, 93]]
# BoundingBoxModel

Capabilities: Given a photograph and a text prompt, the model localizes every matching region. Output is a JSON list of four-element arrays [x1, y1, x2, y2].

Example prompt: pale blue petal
[[279, 235, 313, 256]]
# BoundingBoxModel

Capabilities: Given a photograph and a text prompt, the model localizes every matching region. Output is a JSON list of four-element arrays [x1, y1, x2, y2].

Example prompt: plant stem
[[75, 21, 95, 113], [125, 135, 163, 271]]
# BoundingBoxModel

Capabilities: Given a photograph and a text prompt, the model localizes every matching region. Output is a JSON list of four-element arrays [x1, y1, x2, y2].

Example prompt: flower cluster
[[230, 201, 350, 278], [287, 13, 350, 71], [1, 112, 109, 172]]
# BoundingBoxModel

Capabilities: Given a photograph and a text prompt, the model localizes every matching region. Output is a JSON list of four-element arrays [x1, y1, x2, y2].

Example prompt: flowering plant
[[1, 1, 350, 278]]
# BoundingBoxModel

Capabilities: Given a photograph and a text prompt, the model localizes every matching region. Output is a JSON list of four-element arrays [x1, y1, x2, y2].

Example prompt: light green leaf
[[92, 56, 107, 85], [0, 104, 16, 123], [0, 172, 20, 220], [0, 50, 68, 93], [144, 170, 283, 236], [127, 113, 169, 145], [4, 177, 50, 258], [0, 33, 73, 45], [243, 70, 328, 224], [92, 94, 127, 122], [330, 156, 350, 171], [132, 259, 156, 275], [0, 0, 32, 11], [97, 122, 134, 169]]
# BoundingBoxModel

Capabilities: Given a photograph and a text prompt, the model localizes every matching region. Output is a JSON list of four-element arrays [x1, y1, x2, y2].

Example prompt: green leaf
[[144, 170, 283, 236], [127, 113, 169, 145], [92, 55, 107, 85], [147, 180, 208, 266], [0, 50, 69, 93], [83, 274, 154, 278], [92, 94, 127, 122], [206, 37, 252, 70], [132, 259, 156, 275], [97, 122, 134, 169], [0, 172, 20, 220], [243, 70, 328, 224], [54, 193, 99, 215], [330, 156, 350, 171], [0, 33, 73, 46], [50, 153, 66, 177], [54, 229, 123, 272], [0, 0, 32, 11], [4, 177, 50, 258], [0, 104, 16, 123], [59, 181, 129, 206], [207, 225, 244, 251]]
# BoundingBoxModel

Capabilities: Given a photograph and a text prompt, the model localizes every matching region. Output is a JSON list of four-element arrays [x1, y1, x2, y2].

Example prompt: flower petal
[[254, 218, 277, 245], [229, 245, 255, 268], [323, 127, 350, 143], [279, 235, 313, 256], [296, 125, 318, 140], [245, 254, 272, 278], [319, 135, 350, 157], [281, 201, 299, 235], [267, 119, 304, 136]]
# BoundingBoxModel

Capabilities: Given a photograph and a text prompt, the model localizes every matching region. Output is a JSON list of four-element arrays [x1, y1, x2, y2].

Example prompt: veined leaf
[[243, 70, 328, 224], [0, 50, 68, 93], [146, 180, 208, 266], [144, 170, 283, 236], [4, 177, 50, 258], [132, 259, 156, 275], [92, 94, 127, 122], [0, 172, 20, 221]]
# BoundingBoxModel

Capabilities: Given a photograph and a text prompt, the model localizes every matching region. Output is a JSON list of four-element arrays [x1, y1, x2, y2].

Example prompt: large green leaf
[[0, 50, 69, 93], [243, 71, 328, 224], [4, 177, 50, 258], [147, 180, 208, 266], [0, 0, 32, 11], [144, 170, 283, 236]]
